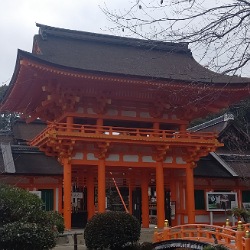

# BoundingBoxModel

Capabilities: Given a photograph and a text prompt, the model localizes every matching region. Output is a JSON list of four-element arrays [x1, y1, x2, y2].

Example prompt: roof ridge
[[188, 113, 234, 132], [36, 23, 192, 55]]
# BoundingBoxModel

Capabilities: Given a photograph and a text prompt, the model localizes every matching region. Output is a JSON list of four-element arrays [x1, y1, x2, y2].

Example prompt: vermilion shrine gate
[[1, 24, 250, 229]]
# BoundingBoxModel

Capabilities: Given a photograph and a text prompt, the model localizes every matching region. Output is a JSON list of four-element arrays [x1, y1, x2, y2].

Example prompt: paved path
[[53, 227, 155, 250]]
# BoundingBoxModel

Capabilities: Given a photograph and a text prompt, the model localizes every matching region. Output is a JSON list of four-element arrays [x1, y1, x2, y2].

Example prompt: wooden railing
[[30, 122, 219, 146], [154, 222, 250, 250]]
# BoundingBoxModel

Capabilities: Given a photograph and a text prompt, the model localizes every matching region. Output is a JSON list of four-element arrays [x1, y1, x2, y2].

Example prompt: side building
[[0, 120, 63, 211]]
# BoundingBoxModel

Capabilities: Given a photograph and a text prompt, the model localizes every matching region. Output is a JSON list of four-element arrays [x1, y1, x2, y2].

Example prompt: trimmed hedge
[[0, 222, 55, 250], [0, 184, 64, 250], [84, 211, 141, 249]]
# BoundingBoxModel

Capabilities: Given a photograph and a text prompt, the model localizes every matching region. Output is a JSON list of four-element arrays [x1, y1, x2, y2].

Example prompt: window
[[242, 190, 250, 202], [195, 190, 205, 210]]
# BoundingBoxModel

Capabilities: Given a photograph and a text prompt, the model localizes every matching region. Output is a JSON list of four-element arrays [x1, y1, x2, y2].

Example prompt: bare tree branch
[[102, 0, 250, 76]]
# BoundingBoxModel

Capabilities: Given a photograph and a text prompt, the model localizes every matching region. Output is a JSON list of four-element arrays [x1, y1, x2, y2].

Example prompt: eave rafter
[[94, 142, 111, 159], [153, 145, 170, 162], [183, 145, 218, 163], [7, 57, 250, 123], [150, 97, 172, 118]]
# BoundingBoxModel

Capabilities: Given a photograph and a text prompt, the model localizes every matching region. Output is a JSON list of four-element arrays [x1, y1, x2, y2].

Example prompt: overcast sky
[[1, 1, 249, 87], [0, 0, 131, 86]]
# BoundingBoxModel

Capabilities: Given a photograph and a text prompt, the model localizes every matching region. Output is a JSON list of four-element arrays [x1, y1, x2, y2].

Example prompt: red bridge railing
[[154, 221, 250, 250]]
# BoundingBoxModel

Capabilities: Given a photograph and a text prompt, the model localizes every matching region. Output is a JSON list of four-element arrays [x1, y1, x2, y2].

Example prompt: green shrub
[[227, 207, 250, 222], [0, 184, 64, 249], [0, 184, 45, 226], [84, 211, 141, 249], [140, 242, 154, 250], [46, 211, 65, 234], [204, 244, 229, 250], [0, 222, 56, 250]]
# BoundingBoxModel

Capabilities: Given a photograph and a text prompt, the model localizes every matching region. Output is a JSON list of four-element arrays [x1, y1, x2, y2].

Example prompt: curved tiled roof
[[32, 23, 250, 85]]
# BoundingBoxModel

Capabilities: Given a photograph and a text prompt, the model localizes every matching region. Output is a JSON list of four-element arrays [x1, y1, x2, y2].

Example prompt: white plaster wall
[[123, 155, 139, 162], [121, 110, 136, 117], [106, 154, 120, 161], [72, 152, 83, 160]]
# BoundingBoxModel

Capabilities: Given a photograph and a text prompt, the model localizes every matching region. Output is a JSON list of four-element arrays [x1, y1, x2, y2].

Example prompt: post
[[74, 233, 78, 250], [66, 116, 73, 132], [210, 211, 213, 225], [153, 226, 159, 242], [186, 165, 195, 223], [63, 158, 72, 230], [87, 169, 95, 219], [245, 231, 250, 250], [156, 161, 165, 229], [128, 178, 134, 215], [164, 219, 169, 228], [225, 218, 230, 228], [96, 118, 103, 134], [98, 159, 106, 212], [169, 170, 176, 226], [236, 221, 245, 250], [141, 171, 149, 228]]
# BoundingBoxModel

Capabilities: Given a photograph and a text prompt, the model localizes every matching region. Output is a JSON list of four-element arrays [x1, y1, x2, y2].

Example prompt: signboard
[[206, 192, 238, 211], [29, 190, 41, 198], [72, 192, 83, 199], [170, 201, 176, 219]]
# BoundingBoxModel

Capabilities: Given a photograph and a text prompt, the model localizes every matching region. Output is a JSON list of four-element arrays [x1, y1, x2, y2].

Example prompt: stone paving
[[54, 227, 156, 250]]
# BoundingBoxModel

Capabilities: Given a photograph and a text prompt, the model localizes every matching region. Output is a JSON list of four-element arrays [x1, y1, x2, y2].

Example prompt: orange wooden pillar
[[87, 169, 95, 219], [63, 158, 72, 230], [128, 178, 134, 214], [186, 165, 195, 223], [98, 159, 106, 212], [141, 171, 149, 228], [169, 170, 176, 226], [58, 185, 63, 214], [156, 161, 165, 229]]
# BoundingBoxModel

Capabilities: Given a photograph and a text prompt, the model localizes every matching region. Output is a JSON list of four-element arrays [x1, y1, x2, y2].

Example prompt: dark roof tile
[[220, 154, 250, 178], [12, 151, 62, 175], [195, 153, 235, 178], [33, 24, 250, 84], [12, 120, 46, 141]]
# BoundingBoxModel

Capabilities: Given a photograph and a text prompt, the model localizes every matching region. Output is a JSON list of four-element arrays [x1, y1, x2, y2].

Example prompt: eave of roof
[[4, 50, 250, 100], [2, 49, 250, 123]]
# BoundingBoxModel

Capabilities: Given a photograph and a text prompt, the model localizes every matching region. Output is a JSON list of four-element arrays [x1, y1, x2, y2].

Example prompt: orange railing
[[30, 122, 219, 146], [154, 222, 250, 250]]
